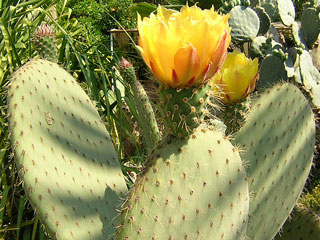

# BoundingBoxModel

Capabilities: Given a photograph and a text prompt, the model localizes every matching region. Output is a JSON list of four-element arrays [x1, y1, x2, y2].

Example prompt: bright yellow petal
[[206, 30, 229, 78], [173, 43, 200, 87], [212, 51, 259, 103]]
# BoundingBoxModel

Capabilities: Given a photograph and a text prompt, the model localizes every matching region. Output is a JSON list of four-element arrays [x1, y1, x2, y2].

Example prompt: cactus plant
[[7, 59, 127, 239], [254, 7, 271, 35], [116, 128, 249, 240], [258, 54, 288, 88], [277, 0, 295, 26], [5, 2, 320, 240], [234, 83, 316, 240]]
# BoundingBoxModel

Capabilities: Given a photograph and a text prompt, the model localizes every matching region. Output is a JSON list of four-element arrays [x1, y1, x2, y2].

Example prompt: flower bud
[[212, 51, 259, 104]]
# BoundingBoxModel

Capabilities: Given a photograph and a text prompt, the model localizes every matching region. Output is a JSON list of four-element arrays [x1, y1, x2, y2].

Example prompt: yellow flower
[[137, 5, 231, 88], [213, 51, 259, 103]]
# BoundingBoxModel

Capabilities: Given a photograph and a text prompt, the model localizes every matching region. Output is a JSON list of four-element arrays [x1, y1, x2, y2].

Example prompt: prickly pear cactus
[[277, 0, 295, 27], [7, 59, 127, 239], [234, 83, 316, 240], [116, 128, 249, 240], [274, 204, 320, 240], [299, 50, 320, 108]]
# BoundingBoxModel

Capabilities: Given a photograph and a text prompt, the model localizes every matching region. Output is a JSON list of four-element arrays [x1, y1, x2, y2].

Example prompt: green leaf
[[129, 2, 157, 18], [14, 42, 26, 49]]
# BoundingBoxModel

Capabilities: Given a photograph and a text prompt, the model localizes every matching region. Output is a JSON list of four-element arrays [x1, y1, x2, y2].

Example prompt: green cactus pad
[[261, 2, 278, 21], [254, 7, 271, 35], [158, 84, 213, 138], [301, 8, 320, 47], [299, 50, 320, 107], [132, 80, 160, 151], [277, 0, 295, 26], [7, 59, 127, 240], [116, 128, 249, 240], [274, 204, 320, 240], [284, 57, 295, 78], [291, 21, 307, 47], [258, 54, 287, 88], [229, 6, 260, 42], [299, 50, 320, 90], [234, 83, 316, 240]]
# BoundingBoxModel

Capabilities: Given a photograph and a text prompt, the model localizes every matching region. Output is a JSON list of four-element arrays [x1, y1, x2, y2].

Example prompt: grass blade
[[0, 186, 11, 227], [16, 196, 26, 239]]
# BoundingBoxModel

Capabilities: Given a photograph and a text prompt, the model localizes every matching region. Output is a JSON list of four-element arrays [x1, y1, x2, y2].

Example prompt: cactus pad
[[291, 21, 307, 47], [229, 6, 260, 42], [299, 50, 320, 108], [7, 59, 127, 239], [120, 63, 160, 153], [254, 7, 271, 35], [261, 2, 278, 21], [116, 128, 249, 240], [277, 0, 295, 26], [234, 83, 316, 240], [258, 54, 287, 88], [301, 8, 320, 47], [34, 23, 58, 62]]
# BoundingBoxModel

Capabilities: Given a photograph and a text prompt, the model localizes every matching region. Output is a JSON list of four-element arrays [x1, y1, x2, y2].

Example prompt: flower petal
[[173, 43, 200, 87], [207, 30, 230, 79]]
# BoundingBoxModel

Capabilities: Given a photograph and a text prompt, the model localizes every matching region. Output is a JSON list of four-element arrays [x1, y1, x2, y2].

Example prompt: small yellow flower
[[213, 51, 259, 103], [137, 5, 231, 88]]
